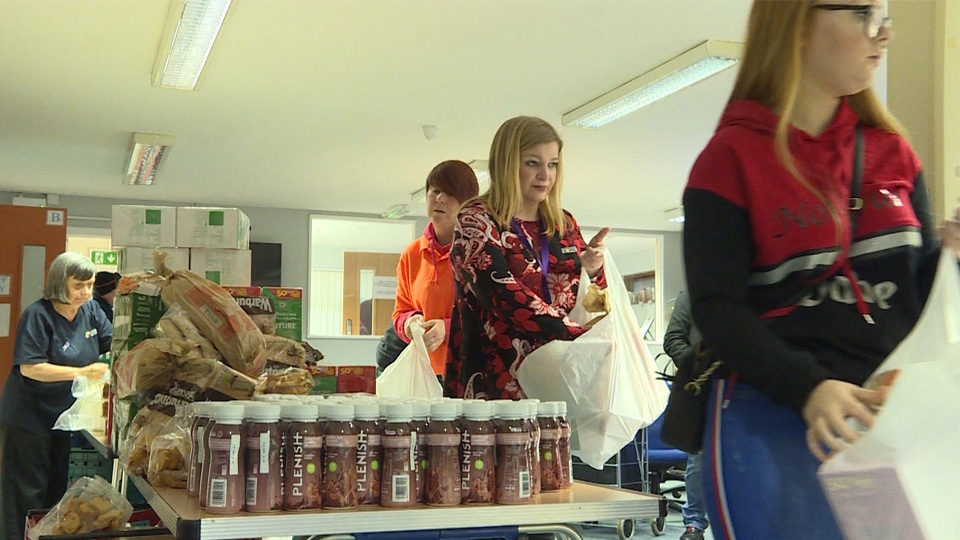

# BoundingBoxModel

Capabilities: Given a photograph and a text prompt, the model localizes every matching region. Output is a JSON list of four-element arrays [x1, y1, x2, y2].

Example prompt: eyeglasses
[[813, 4, 892, 39]]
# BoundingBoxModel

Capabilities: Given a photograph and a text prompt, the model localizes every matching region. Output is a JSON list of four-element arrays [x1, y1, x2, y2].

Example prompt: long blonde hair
[[479, 116, 568, 235], [731, 0, 906, 238]]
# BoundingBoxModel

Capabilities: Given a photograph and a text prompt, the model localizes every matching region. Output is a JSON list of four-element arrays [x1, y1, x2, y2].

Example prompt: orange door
[[0, 204, 68, 397], [342, 252, 400, 335]]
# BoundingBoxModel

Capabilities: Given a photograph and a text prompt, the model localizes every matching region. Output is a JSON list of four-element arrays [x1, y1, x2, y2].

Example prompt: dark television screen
[[250, 242, 282, 287]]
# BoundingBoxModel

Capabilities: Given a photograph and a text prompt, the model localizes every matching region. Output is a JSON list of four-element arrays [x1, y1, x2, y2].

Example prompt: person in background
[[0, 252, 111, 540], [662, 290, 709, 540], [393, 160, 480, 378], [445, 116, 609, 399], [93, 271, 121, 322], [682, 2, 960, 539], [376, 326, 407, 371]]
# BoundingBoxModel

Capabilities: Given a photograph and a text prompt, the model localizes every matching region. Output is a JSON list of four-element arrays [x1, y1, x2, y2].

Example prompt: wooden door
[[0, 205, 68, 397], [342, 252, 399, 335]]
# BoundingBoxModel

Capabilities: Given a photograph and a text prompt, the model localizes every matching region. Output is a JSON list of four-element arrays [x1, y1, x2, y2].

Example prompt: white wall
[[888, 0, 960, 221]]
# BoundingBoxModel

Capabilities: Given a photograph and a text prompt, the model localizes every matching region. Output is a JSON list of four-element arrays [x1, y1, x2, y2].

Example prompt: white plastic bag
[[54, 371, 107, 432], [518, 248, 669, 469], [818, 252, 960, 540], [28, 475, 133, 540], [376, 326, 443, 399]]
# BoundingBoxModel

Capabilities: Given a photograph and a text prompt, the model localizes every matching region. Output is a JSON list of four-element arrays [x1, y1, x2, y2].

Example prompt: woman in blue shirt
[[0, 252, 111, 540]]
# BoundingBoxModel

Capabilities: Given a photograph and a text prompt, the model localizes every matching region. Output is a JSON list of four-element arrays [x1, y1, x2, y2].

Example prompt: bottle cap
[[244, 403, 281, 422], [281, 403, 318, 422], [429, 403, 458, 421], [461, 400, 493, 421], [386, 403, 413, 423], [327, 404, 355, 421]]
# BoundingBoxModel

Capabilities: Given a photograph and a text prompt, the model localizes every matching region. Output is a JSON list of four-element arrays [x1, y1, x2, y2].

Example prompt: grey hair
[[44, 252, 96, 304]]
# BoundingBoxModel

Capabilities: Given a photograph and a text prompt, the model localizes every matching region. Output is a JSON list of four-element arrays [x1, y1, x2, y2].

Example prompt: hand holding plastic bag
[[376, 325, 443, 399], [518, 248, 669, 469], [54, 370, 108, 432]]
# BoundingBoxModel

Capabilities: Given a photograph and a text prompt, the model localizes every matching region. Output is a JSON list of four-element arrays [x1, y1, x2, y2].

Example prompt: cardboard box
[[262, 287, 303, 341], [111, 205, 177, 248], [111, 282, 165, 351], [176, 207, 250, 249], [189, 248, 252, 286], [336, 365, 376, 394], [222, 286, 275, 335], [306, 365, 376, 395], [308, 365, 338, 395], [118, 247, 189, 275]]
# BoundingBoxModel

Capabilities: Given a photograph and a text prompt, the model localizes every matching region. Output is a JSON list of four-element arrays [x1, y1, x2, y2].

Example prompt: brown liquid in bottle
[[460, 401, 495, 505], [425, 404, 461, 506], [524, 402, 541, 497], [537, 403, 563, 493], [380, 404, 416, 508], [244, 404, 282, 512], [557, 402, 573, 489], [496, 402, 532, 505], [283, 404, 322, 510], [411, 404, 429, 504], [188, 403, 211, 499], [323, 405, 358, 509], [205, 404, 246, 515], [198, 404, 219, 508], [354, 403, 382, 506]]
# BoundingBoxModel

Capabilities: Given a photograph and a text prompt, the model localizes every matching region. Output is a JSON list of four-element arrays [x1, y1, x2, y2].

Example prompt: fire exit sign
[[90, 250, 118, 265]]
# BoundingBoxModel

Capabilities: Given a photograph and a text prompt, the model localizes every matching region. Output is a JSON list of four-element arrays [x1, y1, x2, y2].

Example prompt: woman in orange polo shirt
[[393, 160, 479, 377]]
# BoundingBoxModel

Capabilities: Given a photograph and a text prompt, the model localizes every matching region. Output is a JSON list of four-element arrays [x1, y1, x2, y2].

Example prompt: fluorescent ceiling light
[[664, 206, 685, 223], [410, 159, 491, 203], [152, 0, 233, 90], [382, 204, 410, 219], [125, 133, 175, 186], [563, 40, 743, 129]]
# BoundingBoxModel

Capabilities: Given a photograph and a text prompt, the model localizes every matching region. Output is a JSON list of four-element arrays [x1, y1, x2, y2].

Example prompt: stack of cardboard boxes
[[111, 205, 252, 286]]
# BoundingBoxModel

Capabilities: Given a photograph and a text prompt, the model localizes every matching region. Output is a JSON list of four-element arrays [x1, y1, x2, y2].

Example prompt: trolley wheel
[[651, 516, 666, 536], [617, 518, 635, 539]]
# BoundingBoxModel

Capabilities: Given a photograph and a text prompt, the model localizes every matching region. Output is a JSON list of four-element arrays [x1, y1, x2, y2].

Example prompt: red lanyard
[[512, 219, 551, 304]]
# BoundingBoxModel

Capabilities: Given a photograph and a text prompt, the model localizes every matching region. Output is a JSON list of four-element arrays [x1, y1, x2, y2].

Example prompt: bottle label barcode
[[245, 477, 257, 505], [519, 471, 531, 499], [210, 478, 227, 508], [393, 474, 410, 503]]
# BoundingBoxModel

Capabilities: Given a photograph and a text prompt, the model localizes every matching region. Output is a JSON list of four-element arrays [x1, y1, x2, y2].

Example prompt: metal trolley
[[571, 427, 672, 539]]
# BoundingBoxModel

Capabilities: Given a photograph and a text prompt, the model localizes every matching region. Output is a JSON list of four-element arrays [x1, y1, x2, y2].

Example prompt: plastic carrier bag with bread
[[160, 269, 267, 377]]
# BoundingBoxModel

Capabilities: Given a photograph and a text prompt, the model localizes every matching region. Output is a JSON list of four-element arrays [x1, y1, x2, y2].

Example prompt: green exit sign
[[90, 250, 119, 265]]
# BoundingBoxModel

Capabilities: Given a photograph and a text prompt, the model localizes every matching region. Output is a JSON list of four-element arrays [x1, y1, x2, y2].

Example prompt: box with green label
[[189, 248, 252, 286], [111, 205, 177, 248], [111, 281, 165, 359], [176, 207, 250, 249], [118, 247, 189, 274], [262, 287, 303, 341]]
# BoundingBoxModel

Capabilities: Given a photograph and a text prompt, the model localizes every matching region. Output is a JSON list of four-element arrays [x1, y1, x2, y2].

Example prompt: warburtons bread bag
[[161, 270, 266, 376]]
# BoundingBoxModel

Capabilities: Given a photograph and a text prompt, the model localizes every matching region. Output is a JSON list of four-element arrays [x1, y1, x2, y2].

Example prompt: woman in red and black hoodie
[[444, 116, 609, 400], [683, 2, 959, 539]]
